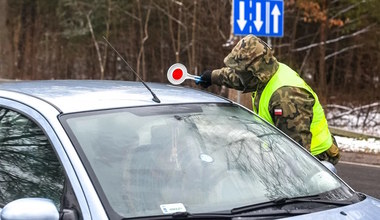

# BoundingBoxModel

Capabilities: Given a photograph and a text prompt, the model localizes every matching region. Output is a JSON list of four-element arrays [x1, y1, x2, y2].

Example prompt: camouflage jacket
[[210, 35, 314, 151]]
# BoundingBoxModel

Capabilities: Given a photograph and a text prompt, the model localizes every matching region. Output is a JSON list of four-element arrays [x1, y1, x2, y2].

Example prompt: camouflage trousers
[[315, 137, 341, 165]]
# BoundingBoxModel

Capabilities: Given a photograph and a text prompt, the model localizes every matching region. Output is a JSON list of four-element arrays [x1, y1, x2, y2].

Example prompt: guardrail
[[330, 126, 380, 140], [0, 78, 19, 82]]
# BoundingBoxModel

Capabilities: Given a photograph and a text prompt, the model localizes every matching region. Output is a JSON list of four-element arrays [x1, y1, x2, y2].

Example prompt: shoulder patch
[[274, 108, 283, 116]]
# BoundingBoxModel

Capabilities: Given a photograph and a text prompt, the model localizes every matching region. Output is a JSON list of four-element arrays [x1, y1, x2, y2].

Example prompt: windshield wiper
[[123, 211, 232, 220], [172, 211, 231, 219], [173, 210, 314, 219], [231, 195, 353, 214], [124, 209, 313, 220]]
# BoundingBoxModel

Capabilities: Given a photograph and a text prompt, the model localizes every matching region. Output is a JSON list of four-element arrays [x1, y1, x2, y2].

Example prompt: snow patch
[[327, 103, 380, 153], [335, 136, 380, 153]]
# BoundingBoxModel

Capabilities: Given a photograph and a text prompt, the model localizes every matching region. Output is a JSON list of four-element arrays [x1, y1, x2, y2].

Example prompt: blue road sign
[[233, 0, 283, 37]]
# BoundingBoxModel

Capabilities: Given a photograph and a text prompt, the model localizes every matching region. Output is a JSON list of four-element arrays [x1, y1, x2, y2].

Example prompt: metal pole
[[267, 37, 272, 47]]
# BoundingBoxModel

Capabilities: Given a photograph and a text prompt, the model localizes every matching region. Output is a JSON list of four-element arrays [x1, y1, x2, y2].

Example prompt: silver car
[[0, 80, 379, 220]]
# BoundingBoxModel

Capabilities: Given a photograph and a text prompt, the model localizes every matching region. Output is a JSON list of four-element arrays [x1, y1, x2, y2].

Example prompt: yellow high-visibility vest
[[252, 63, 332, 155]]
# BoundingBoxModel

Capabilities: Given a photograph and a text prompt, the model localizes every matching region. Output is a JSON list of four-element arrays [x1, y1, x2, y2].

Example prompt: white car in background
[[0, 80, 379, 220]]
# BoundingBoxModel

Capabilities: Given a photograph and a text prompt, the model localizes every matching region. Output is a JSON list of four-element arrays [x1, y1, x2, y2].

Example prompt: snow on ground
[[326, 103, 380, 153], [334, 136, 380, 153]]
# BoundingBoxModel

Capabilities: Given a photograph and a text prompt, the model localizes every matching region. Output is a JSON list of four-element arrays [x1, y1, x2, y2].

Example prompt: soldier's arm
[[269, 87, 315, 151], [211, 67, 258, 92]]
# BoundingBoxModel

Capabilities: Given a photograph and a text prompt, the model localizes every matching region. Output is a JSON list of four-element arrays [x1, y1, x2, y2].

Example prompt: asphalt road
[[336, 161, 380, 199]]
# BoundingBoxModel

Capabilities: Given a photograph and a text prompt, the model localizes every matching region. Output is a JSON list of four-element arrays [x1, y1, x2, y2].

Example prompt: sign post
[[233, 0, 284, 37]]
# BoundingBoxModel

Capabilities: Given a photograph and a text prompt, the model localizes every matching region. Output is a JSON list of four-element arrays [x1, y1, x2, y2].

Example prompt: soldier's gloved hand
[[196, 70, 212, 88]]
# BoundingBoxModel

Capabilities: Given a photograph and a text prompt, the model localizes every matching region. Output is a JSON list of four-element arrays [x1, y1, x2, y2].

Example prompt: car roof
[[0, 80, 230, 113]]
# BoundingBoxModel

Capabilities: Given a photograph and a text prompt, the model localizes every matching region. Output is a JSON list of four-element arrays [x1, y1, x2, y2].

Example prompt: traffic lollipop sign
[[167, 63, 202, 85]]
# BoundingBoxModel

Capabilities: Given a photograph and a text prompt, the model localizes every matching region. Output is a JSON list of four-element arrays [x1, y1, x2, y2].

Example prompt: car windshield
[[60, 103, 355, 219]]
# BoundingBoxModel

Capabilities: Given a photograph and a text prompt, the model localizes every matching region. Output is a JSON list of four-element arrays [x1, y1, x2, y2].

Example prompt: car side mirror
[[0, 198, 59, 220], [321, 161, 337, 174]]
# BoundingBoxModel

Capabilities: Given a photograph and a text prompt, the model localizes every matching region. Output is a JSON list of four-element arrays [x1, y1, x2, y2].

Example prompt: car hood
[[284, 195, 380, 219]]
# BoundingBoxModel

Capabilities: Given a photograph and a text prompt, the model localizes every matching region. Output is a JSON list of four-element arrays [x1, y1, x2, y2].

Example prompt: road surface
[[336, 161, 380, 199]]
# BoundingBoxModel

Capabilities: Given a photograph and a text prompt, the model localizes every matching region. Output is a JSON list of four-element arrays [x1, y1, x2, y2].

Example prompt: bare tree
[[136, 0, 152, 80]]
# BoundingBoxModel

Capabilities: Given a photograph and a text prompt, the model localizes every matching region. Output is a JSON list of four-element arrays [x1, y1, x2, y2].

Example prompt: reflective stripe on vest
[[252, 63, 332, 155]]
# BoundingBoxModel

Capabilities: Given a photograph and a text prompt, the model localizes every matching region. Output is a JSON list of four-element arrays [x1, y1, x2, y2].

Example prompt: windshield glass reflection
[[62, 104, 353, 218]]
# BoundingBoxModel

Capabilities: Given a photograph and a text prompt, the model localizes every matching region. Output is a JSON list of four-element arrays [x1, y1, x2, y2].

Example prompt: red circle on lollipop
[[172, 68, 183, 80]]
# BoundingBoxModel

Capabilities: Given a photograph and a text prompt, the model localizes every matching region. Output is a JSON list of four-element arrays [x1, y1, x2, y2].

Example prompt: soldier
[[197, 34, 340, 165]]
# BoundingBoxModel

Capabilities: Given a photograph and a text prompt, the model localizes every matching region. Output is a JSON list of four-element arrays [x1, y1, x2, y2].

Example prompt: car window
[[0, 107, 65, 208]]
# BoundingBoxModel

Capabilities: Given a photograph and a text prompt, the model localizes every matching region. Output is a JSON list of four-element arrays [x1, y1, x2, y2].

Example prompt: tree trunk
[[159, 12, 165, 81], [318, 0, 328, 104], [136, 0, 152, 80], [289, 8, 300, 67], [190, 0, 198, 74], [0, 0, 12, 79], [354, 36, 362, 91], [344, 48, 354, 90], [176, 1, 182, 63], [14, 0, 36, 80], [330, 40, 338, 94], [87, 12, 104, 80]]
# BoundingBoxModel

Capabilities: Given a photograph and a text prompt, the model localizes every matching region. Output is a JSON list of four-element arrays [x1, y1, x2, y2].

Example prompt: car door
[[0, 97, 90, 220]]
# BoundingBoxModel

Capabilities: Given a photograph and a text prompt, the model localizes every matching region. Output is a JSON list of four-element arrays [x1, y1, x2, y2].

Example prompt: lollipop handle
[[186, 74, 203, 82]]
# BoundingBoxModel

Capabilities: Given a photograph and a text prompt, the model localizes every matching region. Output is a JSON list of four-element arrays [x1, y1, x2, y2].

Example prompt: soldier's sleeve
[[269, 87, 315, 151], [211, 67, 258, 92]]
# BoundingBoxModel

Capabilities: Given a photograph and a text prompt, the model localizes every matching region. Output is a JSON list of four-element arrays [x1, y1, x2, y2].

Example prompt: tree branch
[[324, 44, 363, 60], [152, 1, 187, 29], [292, 24, 375, 52], [331, 0, 365, 19]]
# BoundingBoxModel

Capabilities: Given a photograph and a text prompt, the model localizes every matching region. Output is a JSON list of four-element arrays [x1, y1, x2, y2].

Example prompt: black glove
[[196, 70, 212, 88]]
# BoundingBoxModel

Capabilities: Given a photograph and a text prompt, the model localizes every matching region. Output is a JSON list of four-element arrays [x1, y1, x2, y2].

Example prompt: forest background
[[0, 0, 379, 108]]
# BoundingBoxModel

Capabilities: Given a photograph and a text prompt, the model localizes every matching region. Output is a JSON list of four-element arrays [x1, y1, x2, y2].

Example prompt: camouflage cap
[[223, 35, 278, 83]]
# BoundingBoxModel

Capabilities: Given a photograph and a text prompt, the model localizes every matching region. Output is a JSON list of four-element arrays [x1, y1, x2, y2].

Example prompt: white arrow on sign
[[237, 1, 247, 31], [271, 4, 281, 34], [253, 2, 263, 31]]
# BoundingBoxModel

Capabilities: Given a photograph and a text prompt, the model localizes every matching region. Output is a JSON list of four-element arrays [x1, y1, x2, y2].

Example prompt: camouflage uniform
[[210, 35, 340, 165]]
